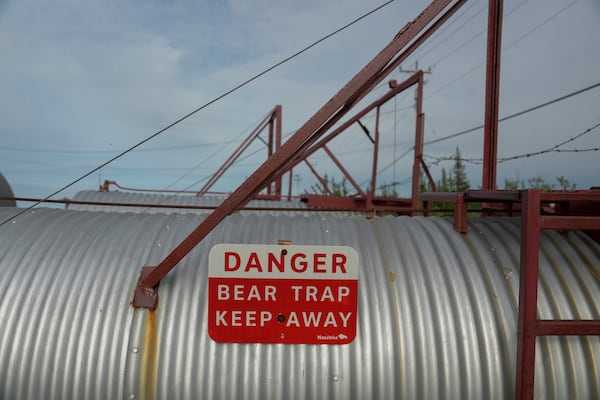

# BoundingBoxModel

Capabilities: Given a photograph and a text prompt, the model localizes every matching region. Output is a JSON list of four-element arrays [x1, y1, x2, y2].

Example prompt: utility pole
[[399, 61, 432, 103], [395, 61, 431, 184]]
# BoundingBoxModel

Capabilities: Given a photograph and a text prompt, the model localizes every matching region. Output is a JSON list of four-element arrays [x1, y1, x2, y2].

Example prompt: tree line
[[306, 147, 577, 197]]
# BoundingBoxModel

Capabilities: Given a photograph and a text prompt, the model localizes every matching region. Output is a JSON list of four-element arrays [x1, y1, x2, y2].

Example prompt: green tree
[[504, 177, 524, 190], [556, 175, 576, 190], [308, 174, 350, 196], [503, 175, 577, 190], [527, 176, 553, 190], [439, 168, 451, 191], [429, 147, 470, 193], [420, 147, 472, 215], [377, 182, 399, 197], [419, 172, 434, 193], [450, 147, 470, 192]]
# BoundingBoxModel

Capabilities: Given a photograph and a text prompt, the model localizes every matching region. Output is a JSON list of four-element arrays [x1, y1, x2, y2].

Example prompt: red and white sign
[[208, 244, 359, 344]]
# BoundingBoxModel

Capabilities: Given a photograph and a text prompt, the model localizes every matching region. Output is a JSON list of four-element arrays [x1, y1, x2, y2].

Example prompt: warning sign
[[208, 244, 359, 344]]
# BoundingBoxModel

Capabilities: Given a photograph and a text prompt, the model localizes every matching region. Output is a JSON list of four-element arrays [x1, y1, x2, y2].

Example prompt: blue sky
[[1, 0, 599, 204]]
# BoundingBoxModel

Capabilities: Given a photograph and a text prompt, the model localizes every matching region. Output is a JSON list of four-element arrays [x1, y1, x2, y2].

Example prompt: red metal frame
[[281, 70, 426, 213], [482, 0, 503, 190], [422, 189, 600, 399], [322, 145, 367, 197], [197, 105, 283, 198], [515, 189, 600, 400], [132, 0, 468, 308]]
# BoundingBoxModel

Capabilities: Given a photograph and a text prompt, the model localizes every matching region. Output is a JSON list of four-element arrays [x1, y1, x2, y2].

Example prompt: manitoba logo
[[317, 333, 349, 341]]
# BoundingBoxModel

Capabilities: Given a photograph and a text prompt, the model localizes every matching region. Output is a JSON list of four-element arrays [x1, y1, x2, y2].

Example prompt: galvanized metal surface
[[0, 208, 598, 399]]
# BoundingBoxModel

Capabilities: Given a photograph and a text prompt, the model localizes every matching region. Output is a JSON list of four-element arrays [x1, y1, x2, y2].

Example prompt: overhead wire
[[410, 0, 485, 62], [158, 113, 268, 192], [424, 81, 600, 145], [423, 120, 600, 166], [328, 77, 600, 189], [428, 0, 528, 68], [426, 0, 581, 99], [387, 124, 599, 190], [368, 0, 486, 99], [0, 0, 394, 227], [364, 0, 532, 183], [0, 140, 243, 154], [263, 0, 539, 180], [355, 81, 600, 187], [264, 0, 593, 192]]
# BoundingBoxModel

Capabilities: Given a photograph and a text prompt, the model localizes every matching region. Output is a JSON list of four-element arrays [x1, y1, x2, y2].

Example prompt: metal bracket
[[132, 267, 160, 309]]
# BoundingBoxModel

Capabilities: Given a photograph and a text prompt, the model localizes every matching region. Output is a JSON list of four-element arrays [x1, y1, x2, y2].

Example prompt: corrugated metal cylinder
[[0, 208, 598, 399]]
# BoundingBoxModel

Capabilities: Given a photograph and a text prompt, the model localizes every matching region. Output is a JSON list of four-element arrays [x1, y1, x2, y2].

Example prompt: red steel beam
[[368, 106, 382, 205], [536, 320, 600, 336], [515, 189, 541, 400], [540, 216, 600, 230], [286, 169, 294, 201], [278, 71, 425, 207], [269, 1, 469, 196], [420, 191, 462, 202], [134, 0, 466, 301], [273, 105, 283, 197], [322, 145, 366, 197], [482, 0, 503, 190], [411, 72, 425, 211], [197, 105, 282, 197], [304, 159, 333, 195], [279, 71, 424, 178], [539, 190, 600, 202], [420, 159, 437, 192], [465, 189, 521, 202], [271, 0, 470, 183]]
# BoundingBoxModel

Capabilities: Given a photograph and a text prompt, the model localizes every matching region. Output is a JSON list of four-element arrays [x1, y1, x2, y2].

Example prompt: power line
[[412, 0, 486, 62], [497, 121, 600, 163], [425, 147, 600, 166], [158, 113, 268, 191], [0, 140, 243, 154], [423, 120, 600, 165], [424, 81, 600, 146], [345, 80, 600, 189], [363, 82, 600, 186], [501, 0, 580, 53], [426, 0, 581, 99], [163, 126, 299, 193], [0, 1, 394, 227], [428, 0, 528, 67]]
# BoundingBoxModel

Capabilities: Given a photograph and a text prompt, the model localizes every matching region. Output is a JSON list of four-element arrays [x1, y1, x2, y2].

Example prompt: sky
[[1, 0, 599, 206]]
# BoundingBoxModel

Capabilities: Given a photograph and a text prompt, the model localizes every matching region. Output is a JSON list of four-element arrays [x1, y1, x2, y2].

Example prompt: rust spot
[[140, 309, 159, 400], [132, 267, 160, 309]]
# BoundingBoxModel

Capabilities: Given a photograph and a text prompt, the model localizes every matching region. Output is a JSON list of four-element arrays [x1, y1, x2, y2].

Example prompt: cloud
[[0, 0, 599, 200]]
